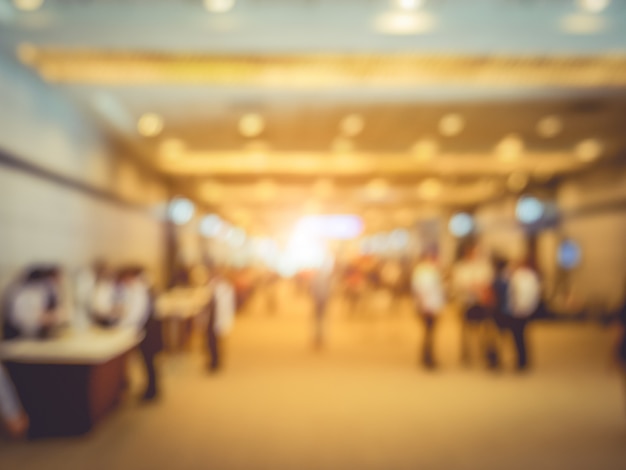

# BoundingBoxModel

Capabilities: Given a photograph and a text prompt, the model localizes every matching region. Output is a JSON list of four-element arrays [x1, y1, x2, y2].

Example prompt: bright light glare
[[293, 215, 363, 240], [496, 134, 525, 160], [374, 11, 436, 35], [578, 0, 610, 13], [137, 113, 164, 137], [13, 0, 44, 11], [439, 114, 465, 137], [395, 0, 424, 10], [239, 113, 265, 138], [204, 0, 235, 13], [169, 198, 195, 225], [516, 196, 544, 224], [200, 214, 223, 237], [448, 213, 474, 237]]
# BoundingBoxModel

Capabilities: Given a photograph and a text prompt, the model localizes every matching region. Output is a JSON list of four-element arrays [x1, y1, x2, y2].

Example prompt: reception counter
[[0, 329, 142, 438]]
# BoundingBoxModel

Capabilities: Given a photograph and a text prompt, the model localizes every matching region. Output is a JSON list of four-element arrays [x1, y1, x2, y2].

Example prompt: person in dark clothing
[[487, 256, 510, 370]]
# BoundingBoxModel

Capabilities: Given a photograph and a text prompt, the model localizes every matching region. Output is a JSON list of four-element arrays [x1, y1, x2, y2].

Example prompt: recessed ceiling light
[[507, 173, 529, 192], [137, 113, 164, 137], [340, 114, 365, 137], [366, 178, 389, 201], [394, 0, 424, 11], [239, 113, 265, 138], [417, 178, 442, 200], [374, 11, 436, 35], [169, 198, 195, 225], [516, 196, 544, 225], [411, 138, 439, 160], [577, 0, 611, 13], [536, 115, 563, 138], [496, 134, 525, 160], [203, 0, 235, 13], [560, 13, 607, 34], [13, 0, 44, 12], [575, 138, 603, 162], [439, 114, 465, 137]]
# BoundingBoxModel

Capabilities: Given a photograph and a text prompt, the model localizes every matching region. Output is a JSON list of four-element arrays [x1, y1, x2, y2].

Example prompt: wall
[[0, 52, 169, 289], [557, 165, 626, 311]]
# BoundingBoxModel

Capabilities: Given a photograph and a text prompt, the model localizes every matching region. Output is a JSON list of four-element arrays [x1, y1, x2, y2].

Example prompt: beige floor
[[2, 284, 625, 470]]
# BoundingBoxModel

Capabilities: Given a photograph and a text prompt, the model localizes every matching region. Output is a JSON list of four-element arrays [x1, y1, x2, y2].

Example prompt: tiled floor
[[2, 285, 625, 469]]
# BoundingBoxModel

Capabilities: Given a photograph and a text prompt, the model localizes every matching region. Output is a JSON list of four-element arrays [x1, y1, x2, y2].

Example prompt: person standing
[[452, 242, 494, 366], [411, 250, 445, 369], [311, 257, 334, 350], [506, 259, 541, 371], [117, 267, 162, 400], [205, 269, 236, 372]]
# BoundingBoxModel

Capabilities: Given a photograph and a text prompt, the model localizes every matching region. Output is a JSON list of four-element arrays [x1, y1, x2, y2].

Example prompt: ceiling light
[[332, 137, 354, 154], [239, 113, 265, 138], [560, 13, 607, 34], [507, 173, 529, 192], [340, 114, 365, 137], [137, 113, 164, 137], [200, 214, 223, 238], [496, 134, 525, 160], [366, 178, 389, 201], [203, 0, 235, 13], [438, 114, 465, 137], [536, 115, 563, 138], [411, 138, 439, 160], [417, 178, 442, 200], [575, 138, 603, 162], [449, 213, 474, 238], [374, 11, 436, 35], [516, 196, 544, 225], [13, 0, 44, 11], [394, 0, 424, 11], [577, 0, 610, 13], [169, 198, 195, 226]]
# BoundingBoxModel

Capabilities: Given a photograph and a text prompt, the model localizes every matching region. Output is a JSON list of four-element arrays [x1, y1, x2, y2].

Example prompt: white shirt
[[6, 283, 50, 338], [211, 280, 235, 336], [90, 280, 116, 319], [118, 280, 150, 332], [509, 267, 541, 318], [412, 262, 445, 314]]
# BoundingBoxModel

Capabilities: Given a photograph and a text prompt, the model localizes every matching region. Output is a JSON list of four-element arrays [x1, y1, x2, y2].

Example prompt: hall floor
[[1, 283, 625, 470]]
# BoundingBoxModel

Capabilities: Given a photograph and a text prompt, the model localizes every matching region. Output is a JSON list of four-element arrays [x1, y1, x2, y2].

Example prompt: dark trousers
[[508, 317, 529, 369], [207, 325, 220, 370], [420, 313, 437, 367], [139, 342, 158, 398]]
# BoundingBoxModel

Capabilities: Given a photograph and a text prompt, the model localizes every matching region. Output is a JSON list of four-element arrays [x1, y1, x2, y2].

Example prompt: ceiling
[[1, 0, 626, 233]]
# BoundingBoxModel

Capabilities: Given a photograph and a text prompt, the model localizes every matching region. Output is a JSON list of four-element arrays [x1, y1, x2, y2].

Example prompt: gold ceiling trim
[[20, 47, 626, 87], [158, 151, 585, 177]]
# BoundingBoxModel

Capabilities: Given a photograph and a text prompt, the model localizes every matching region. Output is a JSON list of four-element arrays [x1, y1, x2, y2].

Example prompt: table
[[0, 328, 142, 438]]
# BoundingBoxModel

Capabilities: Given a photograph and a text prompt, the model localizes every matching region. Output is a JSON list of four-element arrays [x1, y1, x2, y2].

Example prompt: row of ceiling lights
[[138, 111, 604, 164], [11, 0, 614, 34]]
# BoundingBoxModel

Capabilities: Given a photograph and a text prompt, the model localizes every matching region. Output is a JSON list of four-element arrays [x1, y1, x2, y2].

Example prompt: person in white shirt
[[506, 260, 542, 370], [205, 269, 236, 372], [451, 242, 494, 366], [412, 249, 445, 369], [3, 267, 62, 340], [117, 266, 161, 400]]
